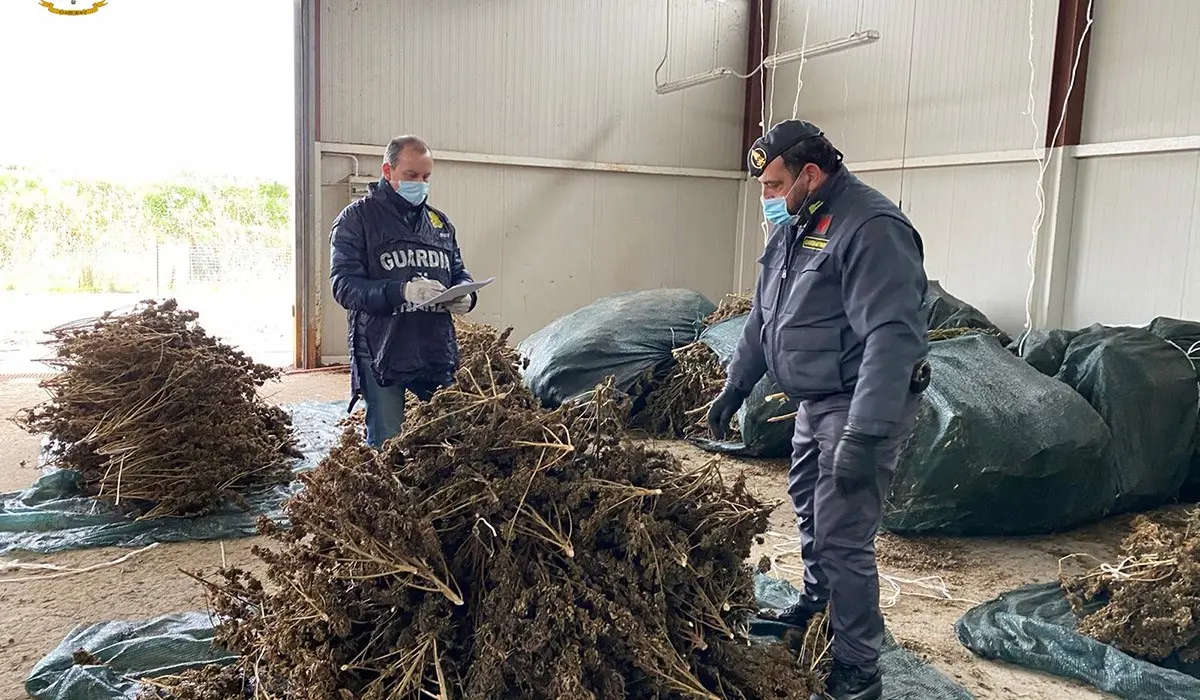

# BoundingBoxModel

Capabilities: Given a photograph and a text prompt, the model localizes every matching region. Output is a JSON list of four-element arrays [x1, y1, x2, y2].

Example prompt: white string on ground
[[790, 1, 812, 119], [0, 543, 159, 584], [763, 532, 979, 608], [1022, 0, 1095, 332], [878, 573, 981, 609]]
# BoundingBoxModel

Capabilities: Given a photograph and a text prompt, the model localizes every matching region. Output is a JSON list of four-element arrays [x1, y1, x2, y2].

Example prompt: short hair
[[384, 135, 430, 168], [780, 136, 843, 176]]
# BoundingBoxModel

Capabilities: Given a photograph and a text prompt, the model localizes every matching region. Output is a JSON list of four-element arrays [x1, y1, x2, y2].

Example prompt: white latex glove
[[403, 277, 445, 307], [442, 294, 473, 315]]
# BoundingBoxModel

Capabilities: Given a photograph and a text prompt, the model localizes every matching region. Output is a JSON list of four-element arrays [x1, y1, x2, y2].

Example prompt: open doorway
[[0, 0, 296, 374]]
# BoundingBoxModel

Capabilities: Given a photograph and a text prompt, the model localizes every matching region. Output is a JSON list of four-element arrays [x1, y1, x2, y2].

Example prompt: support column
[[1030, 152, 1079, 329], [294, 0, 319, 368], [740, 0, 773, 158]]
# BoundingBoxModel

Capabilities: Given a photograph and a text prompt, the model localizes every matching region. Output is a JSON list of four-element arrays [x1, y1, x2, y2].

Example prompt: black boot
[[812, 661, 882, 700], [758, 597, 826, 628]]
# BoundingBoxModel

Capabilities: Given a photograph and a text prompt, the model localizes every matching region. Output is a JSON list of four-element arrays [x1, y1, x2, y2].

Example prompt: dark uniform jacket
[[727, 167, 928, 437], [329, 178, 475, 401]]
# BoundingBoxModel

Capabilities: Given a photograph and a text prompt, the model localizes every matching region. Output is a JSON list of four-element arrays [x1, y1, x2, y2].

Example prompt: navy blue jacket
[[727, 167, 928, 437], [329, 178, 475, 399]]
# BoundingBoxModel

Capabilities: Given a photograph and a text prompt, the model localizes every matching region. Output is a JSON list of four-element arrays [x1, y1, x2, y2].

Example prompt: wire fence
[[0, 241, 295, 372], [0, 237, 292, 297], [0, 170, 297, 369]]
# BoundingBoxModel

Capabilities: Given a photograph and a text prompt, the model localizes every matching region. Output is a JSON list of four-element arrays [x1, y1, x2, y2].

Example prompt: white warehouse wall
[[736, 0, 1058, 332], [1060, 0, 1200, 327], [313, 0, 752, 362]]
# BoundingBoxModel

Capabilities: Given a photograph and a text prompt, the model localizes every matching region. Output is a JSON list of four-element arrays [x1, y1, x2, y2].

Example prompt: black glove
[[832, 427, 885, 496], [707, 386, 748, 440]]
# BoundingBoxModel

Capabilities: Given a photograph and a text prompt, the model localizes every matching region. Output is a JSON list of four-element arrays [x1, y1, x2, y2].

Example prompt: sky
[[0, 0, 295, 183]]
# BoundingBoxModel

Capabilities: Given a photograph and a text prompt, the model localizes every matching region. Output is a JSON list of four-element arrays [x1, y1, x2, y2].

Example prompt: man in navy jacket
[[329, 135, 478, 447]]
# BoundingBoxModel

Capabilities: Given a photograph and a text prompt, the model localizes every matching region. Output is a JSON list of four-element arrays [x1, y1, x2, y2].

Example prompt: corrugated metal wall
[[308, 0, 1200, 360], [736, 0, 1057, 331], [314, 0, 751, 361], [1061, 0, 1200, 326]]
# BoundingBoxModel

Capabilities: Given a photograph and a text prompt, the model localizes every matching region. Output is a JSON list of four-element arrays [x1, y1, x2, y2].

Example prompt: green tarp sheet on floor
[[0, 401, 344, 556], [26, 574, 974, 699], [957, 582, 1200, 700]]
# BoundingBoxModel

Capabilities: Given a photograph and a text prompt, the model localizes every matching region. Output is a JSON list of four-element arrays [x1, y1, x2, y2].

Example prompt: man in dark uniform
[[709, 120, 929, 700], [329, 135, 478, 448]]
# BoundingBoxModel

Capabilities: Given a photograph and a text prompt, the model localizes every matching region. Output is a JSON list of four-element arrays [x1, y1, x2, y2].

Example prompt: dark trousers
[[787, 392, 919, 671], [357, 359, 407, 448]]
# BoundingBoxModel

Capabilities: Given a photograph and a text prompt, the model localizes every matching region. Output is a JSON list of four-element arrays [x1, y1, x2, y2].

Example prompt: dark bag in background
[[518, 289, 715, 407], [885, 335, 1113, 536]]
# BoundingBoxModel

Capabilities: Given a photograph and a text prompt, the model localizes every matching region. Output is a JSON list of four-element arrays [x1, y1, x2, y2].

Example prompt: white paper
[[412, 277, 495, 309]]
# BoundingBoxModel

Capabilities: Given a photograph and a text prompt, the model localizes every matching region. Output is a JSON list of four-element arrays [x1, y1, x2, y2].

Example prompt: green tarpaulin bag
[[518, 289, 715, 407], [884, 335, 1113, 535], [922, 281, 1011, 345], [1144, 316, 1200, 501], [25, 612, 235, 700], [1053, 325, 1198, 513], [1009, 328, 1082, 377]]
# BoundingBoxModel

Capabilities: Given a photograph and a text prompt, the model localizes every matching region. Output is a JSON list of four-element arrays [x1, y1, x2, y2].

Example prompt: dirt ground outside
[[0, 372, 1122, 700]]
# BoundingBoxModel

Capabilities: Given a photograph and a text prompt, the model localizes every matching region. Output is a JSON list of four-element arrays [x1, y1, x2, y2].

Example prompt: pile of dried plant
[[633, 295, 752, 439], [706, 294, 753, 327], [632, 342, 730, 440], [138, 665, 248, 700], [453, 317, 498, 369], [14, 299, 299, 519], [1061, 509, 1200, 662], [169, 323, 820, 699]]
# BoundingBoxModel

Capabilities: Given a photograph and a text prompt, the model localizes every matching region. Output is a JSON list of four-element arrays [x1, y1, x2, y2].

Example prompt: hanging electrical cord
[[759, 0, 768, 137], [655, 0, 771, 91], [1021, 0, 1095, 332], [765, 0, 784, 131], [790, 1, 812, 119], [896, 5, 919, 211], [653, 0, 673, 88]]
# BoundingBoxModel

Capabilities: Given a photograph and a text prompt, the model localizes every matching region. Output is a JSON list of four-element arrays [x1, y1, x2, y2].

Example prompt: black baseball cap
[[747, 119, 826, 177]]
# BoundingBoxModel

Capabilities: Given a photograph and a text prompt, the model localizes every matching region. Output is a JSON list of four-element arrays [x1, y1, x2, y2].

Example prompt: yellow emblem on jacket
[[427, 210, 444, 229]]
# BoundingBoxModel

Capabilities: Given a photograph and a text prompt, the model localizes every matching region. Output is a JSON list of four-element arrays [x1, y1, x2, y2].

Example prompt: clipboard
[[411, 277, 496, 310]]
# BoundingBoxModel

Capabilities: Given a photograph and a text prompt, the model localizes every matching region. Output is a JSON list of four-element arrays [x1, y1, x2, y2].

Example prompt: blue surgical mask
[[761, 196, 797, 226], [397, 180, 429, 206]]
